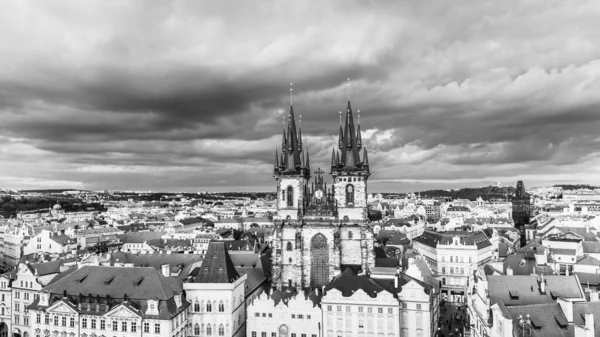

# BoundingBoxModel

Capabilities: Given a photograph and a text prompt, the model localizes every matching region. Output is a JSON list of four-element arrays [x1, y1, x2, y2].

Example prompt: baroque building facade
[[271, 101, 375, 290]]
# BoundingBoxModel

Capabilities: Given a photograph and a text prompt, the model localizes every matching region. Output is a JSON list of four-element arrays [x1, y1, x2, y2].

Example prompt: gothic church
[[271, 100, 375, 290]]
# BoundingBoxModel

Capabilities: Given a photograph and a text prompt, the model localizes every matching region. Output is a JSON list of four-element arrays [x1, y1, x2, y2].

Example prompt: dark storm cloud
[[2, 0, 600, 191]]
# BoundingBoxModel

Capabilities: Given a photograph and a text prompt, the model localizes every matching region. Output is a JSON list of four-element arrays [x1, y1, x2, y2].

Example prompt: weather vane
[[339, 111, 342, 125], [347, 78, 350, 101], [290, 82, 293, 106]]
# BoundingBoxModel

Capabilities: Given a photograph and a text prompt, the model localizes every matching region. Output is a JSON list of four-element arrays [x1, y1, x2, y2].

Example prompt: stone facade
[[272, 222, 374, 289], [333, 176, 368, 221], [275, 177, 306, 221]]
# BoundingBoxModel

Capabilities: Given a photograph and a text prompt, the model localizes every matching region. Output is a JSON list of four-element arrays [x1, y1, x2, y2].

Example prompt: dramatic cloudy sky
[[2, 0, 600, 192]]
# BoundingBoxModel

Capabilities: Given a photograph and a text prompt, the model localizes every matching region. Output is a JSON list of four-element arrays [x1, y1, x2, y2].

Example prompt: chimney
[[586, 222, 590, 233], [558, 298, 574, 323], [506, 266, 513, 276], [591, 291, 599, 302], [585, 313, 595, 336], [540, 274, 546, 293], [161, 264, 170, 277], [394, 275, 399, 289]]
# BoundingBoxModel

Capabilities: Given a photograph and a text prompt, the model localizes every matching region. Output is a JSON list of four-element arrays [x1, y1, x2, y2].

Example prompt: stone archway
[[310, 233, 329, 288]]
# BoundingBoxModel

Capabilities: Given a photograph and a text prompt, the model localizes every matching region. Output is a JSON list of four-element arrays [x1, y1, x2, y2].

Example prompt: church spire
[[273, 94, 310, 179]]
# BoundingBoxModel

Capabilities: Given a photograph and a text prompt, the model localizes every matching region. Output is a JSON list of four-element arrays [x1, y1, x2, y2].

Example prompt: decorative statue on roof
[[333, 229, 341, 249], [295, 230, 302, 250]]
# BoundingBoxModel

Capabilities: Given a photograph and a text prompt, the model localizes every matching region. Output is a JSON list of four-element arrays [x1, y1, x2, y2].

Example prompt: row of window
[[14, 291, 34, 300], [252, 333, 315, 337], [192, 301, 227, 313], [253, 312, 312, 320], [441, 256, 472, 263], [191, 323, 225, 336], [34, 315, 161, 334], [441, 267, 466, 275], [326, 306, 394, 314]]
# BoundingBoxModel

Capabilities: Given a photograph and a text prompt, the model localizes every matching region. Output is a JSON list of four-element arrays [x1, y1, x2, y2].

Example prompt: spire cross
[[339, 111, 342, 125], [314, 168, 325, 176], [358, 109, 360, 125], [290, 83, 293, 105]]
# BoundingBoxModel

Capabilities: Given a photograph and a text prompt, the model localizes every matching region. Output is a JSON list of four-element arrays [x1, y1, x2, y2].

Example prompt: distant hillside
[[19, 189, 92, 193], [420, 186, 516, 201], [553, 184, 599, 190]]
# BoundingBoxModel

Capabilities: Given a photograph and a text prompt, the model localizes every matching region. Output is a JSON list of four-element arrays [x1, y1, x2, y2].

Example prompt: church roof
[[189, 242, 239, 283]]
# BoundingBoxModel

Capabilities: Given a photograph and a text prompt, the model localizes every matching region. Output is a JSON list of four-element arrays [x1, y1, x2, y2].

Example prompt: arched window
[[286, 242, 293, 251], [194, 324, 200, 336], [346, 184, 354, 205], [348, 231, 353, 239], [218, 301, 224, 312], [206, 324, 212, 336], [206, 302, 212, 312], [218, 325, 224, 336], [286, 186, 294, 206], [282, 190, 285, 201], [194, 301, 200, 312]]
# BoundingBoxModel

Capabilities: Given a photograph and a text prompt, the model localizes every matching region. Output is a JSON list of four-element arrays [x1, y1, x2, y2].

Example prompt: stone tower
[[271, 98, 374, 291], [512, 180, 531, 247], [273, 104, 311, 221], [331, 101, 370, 221]]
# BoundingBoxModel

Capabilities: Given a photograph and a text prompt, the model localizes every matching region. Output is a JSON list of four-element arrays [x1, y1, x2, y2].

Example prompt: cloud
[[2, 0, 600, 191]]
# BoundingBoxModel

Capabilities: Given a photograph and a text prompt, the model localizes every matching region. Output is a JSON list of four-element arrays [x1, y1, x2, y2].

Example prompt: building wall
[[246, 294, 321, 337], [23, 231, 74, 256], [184, 275, 247, 337], [0, 277, 12, 337], [397, 280, 432, 337], [322, 288, 399, 337], [12, 263, 47, 337]]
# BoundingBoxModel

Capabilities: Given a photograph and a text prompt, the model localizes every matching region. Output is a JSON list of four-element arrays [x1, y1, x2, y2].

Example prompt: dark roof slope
[[325, 268, 394, 298], [43, 266, 182, 300], [413, 230, 491, 249], [190, 242, 239, 283], [109, 252, 202, 279], [487, 275, 583, 306], [506, 304, 572, 337]]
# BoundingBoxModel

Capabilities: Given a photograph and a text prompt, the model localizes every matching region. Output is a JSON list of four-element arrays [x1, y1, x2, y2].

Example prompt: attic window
[[76, 275, 88, 283], [133, 277, 144, 287], [553, 314, 568, 329], [104, 276, 115, 285], [509, 290, 519, 299]]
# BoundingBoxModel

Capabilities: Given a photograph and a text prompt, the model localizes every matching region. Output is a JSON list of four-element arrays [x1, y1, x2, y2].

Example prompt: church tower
[[331, 101, 370, 221], [274, 104, 311, 221]]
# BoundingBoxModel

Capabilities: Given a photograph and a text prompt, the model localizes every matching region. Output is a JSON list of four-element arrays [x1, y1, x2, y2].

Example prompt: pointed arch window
[[194, 301, 200, 312], [206, 302, 212, 312], [287, 186, 294, 207], [194, 324, 200, 336], [218, 301, 224, 312], [206, 324, 212, 336], [346, 184, 354, 205], [218, 325, 224, 336]]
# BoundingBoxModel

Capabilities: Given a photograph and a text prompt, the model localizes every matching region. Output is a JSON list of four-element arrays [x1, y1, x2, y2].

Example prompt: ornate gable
[[104, 305, 141, 319], [47, 300, 77, 314]]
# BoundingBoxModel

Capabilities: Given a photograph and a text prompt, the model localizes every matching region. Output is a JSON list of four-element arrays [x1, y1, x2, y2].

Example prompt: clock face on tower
[[314, 189, 324, 200]]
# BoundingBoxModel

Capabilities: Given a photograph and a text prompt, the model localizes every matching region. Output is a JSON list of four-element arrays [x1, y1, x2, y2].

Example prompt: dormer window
[[286, 186, 294, 207]]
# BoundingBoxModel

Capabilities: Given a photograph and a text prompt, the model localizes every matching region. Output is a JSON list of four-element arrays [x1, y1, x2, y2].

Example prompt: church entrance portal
[[310, 233, 329, 288]]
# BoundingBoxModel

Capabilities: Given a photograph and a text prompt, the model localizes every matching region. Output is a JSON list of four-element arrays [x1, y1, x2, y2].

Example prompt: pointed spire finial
[[347, 78, 350, 101], [358, 109, 360, 125], [290, 82, 293, 106], [339, 111, 342, 126]]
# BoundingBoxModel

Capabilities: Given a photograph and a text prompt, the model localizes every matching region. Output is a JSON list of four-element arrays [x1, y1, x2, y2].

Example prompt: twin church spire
[[274, 84, 369, 178]]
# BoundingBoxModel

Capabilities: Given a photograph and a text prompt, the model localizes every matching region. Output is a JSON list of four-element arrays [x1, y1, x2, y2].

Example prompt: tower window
[[287, 186, 294, 207], [282, 190, 285, 201], [346, 184, 354, 205], [286, 242, 293, 251]]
